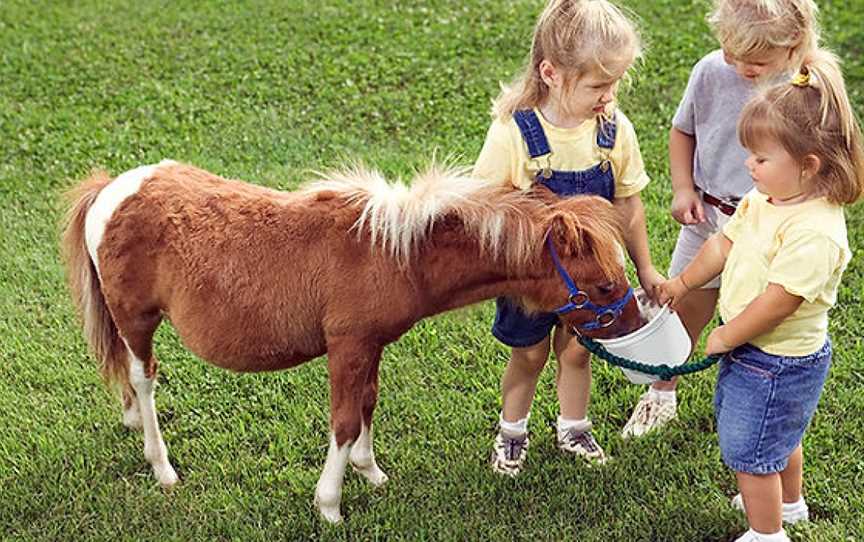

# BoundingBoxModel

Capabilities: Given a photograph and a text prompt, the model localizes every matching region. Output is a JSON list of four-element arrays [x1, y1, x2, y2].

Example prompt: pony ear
[[545, 196, 624, 279], [547, 209, 588, 257]]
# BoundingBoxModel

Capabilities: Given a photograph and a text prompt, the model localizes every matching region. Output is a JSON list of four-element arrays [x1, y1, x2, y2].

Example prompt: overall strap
[[596, 113, 617, 150], [513, 109, 552, 158]]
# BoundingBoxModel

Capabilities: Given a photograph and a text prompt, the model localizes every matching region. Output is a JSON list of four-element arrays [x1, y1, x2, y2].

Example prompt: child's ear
[[539, 59, 560, 88], [802, 154, 822, 179]]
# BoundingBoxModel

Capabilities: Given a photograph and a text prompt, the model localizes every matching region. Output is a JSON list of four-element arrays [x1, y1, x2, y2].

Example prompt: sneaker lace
[[502, 436, 526, 461], [565, 430, 599, 453]]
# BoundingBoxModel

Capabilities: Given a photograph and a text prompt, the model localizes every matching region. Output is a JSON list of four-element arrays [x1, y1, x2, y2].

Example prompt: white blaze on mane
[[301, 164, 545, 267]]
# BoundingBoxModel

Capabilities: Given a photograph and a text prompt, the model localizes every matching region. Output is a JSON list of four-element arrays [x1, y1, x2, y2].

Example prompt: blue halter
[[546, 237, 635, 331]]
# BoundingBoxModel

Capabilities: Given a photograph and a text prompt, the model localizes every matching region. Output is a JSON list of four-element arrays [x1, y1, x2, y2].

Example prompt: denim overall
[[492, 109, 619, 347]]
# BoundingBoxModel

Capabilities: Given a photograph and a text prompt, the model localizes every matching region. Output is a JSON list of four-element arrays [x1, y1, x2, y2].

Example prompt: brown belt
[[701, 191, 739, 216]]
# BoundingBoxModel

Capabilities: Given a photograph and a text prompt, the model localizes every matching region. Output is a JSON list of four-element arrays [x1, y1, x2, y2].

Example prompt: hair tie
[[791, 70, 810, 87]]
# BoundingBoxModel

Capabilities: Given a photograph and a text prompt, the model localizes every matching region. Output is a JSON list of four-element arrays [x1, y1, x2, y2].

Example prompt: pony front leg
[[350, 423, 388, 486], [349, 360, 387, 486], [314, 340, 384, 523], [314, 433, 352, 523], [128, 353, 178, 487]]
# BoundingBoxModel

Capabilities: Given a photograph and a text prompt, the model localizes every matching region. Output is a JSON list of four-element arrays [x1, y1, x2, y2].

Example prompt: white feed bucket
[[595, 289, 692, 384]]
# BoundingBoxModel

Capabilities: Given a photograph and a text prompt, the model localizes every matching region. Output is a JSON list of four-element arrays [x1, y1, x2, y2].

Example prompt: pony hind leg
[[349, 359, 388, 487], [127, 348, 178, 487], [315, 340, 384, 523], [121, 384, 142, 430], [116, 309, 178, 488]]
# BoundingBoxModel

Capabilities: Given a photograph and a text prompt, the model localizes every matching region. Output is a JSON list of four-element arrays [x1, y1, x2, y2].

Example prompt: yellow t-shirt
[[720, 190, 851, 356], [472, 108, 650, 197]]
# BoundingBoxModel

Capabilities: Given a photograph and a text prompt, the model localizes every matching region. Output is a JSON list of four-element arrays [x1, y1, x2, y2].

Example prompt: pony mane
[[299, 163, 620, 272]]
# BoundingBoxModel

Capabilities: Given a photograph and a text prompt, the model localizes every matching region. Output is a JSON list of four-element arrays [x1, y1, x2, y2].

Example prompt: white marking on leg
[[122, 399, 143, 430], [84, 160, 177, 271], [128, 352, 178, 487], [314, 432, 351, 524], [350, 423, 388, 487]]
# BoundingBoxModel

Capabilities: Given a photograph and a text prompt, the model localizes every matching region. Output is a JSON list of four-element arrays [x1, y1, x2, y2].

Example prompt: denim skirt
[[714, 339, 831, 474]]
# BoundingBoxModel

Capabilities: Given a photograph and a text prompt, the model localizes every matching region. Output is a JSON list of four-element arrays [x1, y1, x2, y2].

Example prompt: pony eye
[[598, 283, 615, 294]]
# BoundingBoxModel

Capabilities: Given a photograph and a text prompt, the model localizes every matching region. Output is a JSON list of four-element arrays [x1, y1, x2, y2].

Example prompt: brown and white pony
[[61, 160, 641, 522]]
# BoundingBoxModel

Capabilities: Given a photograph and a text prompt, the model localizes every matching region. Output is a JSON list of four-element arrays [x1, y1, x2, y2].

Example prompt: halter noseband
[[546, 237, 634, 332]]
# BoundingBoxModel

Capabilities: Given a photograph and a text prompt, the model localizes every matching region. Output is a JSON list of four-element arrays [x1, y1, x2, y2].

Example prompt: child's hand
[[706, 326, 735, 355], [656, 275, 689, 308], [671, 188, 706, 225], [637, 266, 666, 303]]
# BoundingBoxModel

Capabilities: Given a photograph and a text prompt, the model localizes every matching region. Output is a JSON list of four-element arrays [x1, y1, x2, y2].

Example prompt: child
[[658, 50, 864, 542], [622, 0, 821, 438], [472, 0, 664, 475]]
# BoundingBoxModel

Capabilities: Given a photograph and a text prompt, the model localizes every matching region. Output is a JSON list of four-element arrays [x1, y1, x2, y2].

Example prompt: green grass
[[2, 0, 863, 540]]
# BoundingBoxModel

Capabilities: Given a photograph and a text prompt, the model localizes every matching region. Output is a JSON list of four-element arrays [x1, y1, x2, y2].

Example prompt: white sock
[[499, 413, 528, 437], [782, 496, 809, 522], [746, 528, 789, 542], [648, 388, 676, 403], [557, 416, 592, 436]]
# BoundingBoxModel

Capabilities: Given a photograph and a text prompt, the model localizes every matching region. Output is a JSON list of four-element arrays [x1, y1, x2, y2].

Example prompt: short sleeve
[[721, 191, 754, 242], [611, 112, 650, 198], [472, 120, 517, 187], [767, 230, 844, 303], [671, 59, 704, 135]]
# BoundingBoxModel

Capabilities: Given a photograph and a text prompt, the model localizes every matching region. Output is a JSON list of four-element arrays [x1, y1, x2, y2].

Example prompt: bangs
[[738, 98, 781, 151], [722, 32, 778, 61]]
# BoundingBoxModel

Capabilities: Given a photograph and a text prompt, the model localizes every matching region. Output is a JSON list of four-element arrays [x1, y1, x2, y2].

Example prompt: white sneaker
[[557, 424, 608, 465], [731, 493, 810, 524], [491, 431, 529, 476], [733, 528, 790, 542], [621, 391, 677, 438]]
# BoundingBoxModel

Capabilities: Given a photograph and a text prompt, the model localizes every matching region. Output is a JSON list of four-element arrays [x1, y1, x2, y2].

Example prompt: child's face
[[745, 139, 803, 200], [723, 47, 792, 81], [563, 71, 622, 120]]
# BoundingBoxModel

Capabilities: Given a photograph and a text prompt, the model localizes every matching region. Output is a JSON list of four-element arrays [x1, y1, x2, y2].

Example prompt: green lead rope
[[578, 335, 723, 381]]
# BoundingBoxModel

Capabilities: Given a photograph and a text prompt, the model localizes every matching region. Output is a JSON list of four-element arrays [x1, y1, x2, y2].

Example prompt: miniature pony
[[61, 160, 641, 522]]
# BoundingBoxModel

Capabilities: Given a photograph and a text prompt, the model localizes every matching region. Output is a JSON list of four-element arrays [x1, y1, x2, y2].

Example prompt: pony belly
[[170, 318, 327, 373]]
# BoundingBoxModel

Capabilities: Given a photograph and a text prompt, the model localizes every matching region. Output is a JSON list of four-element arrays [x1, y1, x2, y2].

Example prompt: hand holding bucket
[[594, 289, 692, 384]]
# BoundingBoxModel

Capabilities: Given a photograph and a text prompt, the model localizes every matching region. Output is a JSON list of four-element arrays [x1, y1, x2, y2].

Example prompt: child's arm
[[705, 285, 804, 354], [657, 231, 731, 305], [669, 127, 705, 225], [614, 194, 664, 298]]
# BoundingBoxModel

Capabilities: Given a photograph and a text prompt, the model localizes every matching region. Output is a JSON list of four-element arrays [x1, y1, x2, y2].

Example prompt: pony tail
[[799, 49, 864, 202], [800, 50, 855, 146], [60, 171, 130, 390]]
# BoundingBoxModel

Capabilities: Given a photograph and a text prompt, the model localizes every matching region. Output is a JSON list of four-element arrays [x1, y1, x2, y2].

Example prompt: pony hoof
[[314, 495, 343, 524], [353, 465, 388, 487], [155, 465, 179, 488]]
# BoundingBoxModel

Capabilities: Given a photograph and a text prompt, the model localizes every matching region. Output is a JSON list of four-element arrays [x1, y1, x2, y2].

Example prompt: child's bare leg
[[501, 338, 550, 422], [552, 328, 590, 420], [551, 328, 606, 462], [780, 445, 803, 503], [737, 471, 783, 534]]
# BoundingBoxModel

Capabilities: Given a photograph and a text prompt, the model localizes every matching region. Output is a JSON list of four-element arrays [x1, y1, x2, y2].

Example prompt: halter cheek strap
[[546, 237, 634, 331]]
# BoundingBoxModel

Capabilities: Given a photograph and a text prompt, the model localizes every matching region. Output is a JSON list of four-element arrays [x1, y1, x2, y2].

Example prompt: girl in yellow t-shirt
[[473, 0, 664, 476], [659, 50, 864, 542]]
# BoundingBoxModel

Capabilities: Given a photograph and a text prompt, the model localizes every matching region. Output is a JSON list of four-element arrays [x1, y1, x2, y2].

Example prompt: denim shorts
[[492, 297, 559, 347], [714, 340, 831, 474]]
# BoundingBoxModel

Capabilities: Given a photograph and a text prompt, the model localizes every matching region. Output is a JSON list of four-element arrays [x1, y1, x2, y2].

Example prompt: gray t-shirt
[[672, 49, 756, 200]]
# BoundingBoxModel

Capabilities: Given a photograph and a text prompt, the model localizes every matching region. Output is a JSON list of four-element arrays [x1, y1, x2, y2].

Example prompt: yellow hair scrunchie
[[791, 71, 811, 87]]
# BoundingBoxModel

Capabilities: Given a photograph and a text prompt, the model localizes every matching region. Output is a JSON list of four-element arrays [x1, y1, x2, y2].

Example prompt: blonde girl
[[659, 50, 864, 542], [622, 0, 821, 439], [473, 0, 663, 475]]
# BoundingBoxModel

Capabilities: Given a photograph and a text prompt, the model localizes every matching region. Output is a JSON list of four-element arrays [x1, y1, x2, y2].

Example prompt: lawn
[[1, 1, 862, 540]]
